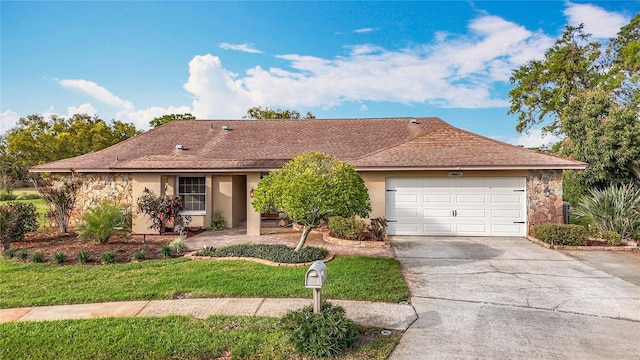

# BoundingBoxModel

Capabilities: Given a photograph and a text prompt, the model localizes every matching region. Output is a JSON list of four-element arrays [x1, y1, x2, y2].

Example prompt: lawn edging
[[185, 251, 335, 267], [527, 236, 639, 251]]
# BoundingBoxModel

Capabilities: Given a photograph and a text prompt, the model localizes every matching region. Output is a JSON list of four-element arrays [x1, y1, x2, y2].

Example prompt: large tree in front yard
[[252, 152, 371, 251]]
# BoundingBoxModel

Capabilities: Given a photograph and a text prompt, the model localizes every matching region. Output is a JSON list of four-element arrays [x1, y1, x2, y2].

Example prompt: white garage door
[[386, 177, 526, 236]]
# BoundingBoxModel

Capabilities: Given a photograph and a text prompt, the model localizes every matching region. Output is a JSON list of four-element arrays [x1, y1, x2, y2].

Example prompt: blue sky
[[1, 1, 638, 146]]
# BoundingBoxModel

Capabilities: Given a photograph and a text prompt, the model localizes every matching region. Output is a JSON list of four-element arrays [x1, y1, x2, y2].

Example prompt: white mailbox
[[305, 260, 326, 289]]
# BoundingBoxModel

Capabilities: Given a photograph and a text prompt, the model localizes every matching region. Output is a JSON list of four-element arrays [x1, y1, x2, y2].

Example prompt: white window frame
[[177, 176, 207, 216]]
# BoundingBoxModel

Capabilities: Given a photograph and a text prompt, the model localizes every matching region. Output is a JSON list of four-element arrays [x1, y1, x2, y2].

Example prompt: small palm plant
[[77, 201, 129, 244], [573, 184, 640, 240]]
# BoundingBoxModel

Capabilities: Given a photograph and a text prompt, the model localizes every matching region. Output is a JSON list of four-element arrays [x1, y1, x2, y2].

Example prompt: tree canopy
[[508, 15, 640, 202], [149, 113, 196, 128], [252, 152, 371, 251], [243, 107, 315, 120], [5, 114, 141, 169]]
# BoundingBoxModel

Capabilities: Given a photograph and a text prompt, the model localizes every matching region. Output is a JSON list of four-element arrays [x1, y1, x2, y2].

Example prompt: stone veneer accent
[[49, 173, 132, 226], [527, 169, 564, 234]]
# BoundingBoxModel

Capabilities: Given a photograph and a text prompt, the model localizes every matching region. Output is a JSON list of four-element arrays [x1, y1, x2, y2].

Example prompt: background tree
[[508, 16, 640, 204], [252, 152, 371, 251], [5, 113, 141, 169], [0, 136, 26, 192], [243, 107, 315, 120], [149, 113, 196, 128]]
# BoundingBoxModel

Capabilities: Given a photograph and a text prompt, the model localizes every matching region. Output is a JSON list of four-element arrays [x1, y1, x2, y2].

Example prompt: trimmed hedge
[[194, 243, 328, 264], [532, 223, 588, 246]]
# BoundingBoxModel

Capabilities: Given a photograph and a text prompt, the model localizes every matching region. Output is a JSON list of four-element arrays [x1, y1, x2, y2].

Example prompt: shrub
[[601, 231, 622, 246], [76, 200, 128, 244], [169, 238, 188, 253], [0, 202, 39, 250], [0, 192, 17, 201], [77, 250, 91, 263], [101, 251, 116, 264], [38, 177, 81, 233], [17, 193, 41, 200], [572, 184, 640, 240], [281, 301, 357, 358], [208, 211, 226, 231], [31, 252, 45, 263], [4, 247, 17, 258], [18, 249, 28, 260], [54, 251, 67, 264], [328, 216, 367, 241], [132, 250, 146, 261], [136, 188, 186, 235], [368, 217, 387, 241], [160, 245, 172, 258], [532, 223, 588, 246], [194, 243, 328, 264]]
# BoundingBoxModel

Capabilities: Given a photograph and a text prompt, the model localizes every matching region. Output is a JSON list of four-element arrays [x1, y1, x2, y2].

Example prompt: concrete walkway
[[0, 298, 417, 331]]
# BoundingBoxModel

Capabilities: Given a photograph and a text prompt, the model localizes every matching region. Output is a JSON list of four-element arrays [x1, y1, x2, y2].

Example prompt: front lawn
[[0, 256, 410, 308], [0, 315, 399, 360]]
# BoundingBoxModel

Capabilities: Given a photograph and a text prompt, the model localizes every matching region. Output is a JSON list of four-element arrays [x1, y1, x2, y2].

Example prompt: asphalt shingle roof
[[30, 117, 586, 172]]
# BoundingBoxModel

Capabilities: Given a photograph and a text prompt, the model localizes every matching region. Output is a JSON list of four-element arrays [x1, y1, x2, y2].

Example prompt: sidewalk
[[0, 298, 417, 331]]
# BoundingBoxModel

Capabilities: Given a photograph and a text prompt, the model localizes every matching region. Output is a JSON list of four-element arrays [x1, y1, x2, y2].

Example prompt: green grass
[[0, 315, 399, 359], [0, 256, 410, 308]]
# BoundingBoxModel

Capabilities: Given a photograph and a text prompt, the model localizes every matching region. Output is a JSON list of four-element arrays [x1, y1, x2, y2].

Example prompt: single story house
[[30, 117, 586, 237]]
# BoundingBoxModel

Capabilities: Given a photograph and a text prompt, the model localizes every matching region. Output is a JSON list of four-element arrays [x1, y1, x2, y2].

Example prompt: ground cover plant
[[0, 255, 409, 308], [194, 243, 328, 263], [0, 315, 399, 360]]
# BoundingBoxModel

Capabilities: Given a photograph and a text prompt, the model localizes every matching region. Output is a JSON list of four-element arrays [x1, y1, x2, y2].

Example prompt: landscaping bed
[[4, 228, 195, 264]]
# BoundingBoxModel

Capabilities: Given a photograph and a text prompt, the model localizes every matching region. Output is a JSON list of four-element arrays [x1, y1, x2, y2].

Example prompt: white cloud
[[360, 104, 368, 111], [507, 129, 562, 148], [219, 42, 262, 54], [183, 54, 257, 118], [0, 110, 20, 135], [67, 103, 97, 117], [564, 2, 630, 38], [115, 105, 193, 130], [354, 27, 377, 34], [59, 79, 135, 111], [179, 14, 554, 117]]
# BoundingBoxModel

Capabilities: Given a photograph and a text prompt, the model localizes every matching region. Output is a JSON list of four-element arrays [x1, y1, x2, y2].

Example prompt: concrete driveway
[[389, 237, 640, 359]]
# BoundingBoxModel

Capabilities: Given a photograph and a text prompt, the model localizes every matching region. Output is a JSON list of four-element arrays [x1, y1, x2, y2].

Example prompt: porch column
[[246, 173, 261, 236]]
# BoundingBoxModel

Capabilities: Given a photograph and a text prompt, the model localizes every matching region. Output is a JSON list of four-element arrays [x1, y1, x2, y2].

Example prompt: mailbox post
[[305, 260, 326, 313]]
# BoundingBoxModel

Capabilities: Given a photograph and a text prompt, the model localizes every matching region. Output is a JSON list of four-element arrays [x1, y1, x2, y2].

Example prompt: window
[[177, 177, 206, 214]]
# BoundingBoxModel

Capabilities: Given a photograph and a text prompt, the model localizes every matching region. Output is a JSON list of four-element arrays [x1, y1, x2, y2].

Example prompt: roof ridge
[[353, 119, 448, 161]]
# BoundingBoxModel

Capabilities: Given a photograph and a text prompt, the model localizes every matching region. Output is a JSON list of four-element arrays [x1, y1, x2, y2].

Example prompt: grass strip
[[0, 315, 399, 360], [0, 256, 410, 308]]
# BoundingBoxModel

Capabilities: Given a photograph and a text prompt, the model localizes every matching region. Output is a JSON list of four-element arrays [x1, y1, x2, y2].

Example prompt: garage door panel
[[456, 194, 488, 204], [491, 209, 524, 219], [393, 209, 420, 218], [396, 194, 419, 203], [386, 177, 526, 237], [423, 223, 454, 234], [423, 209, 452, 218], [457, 209, 487, 218], [423, 194, 453, 203], [457, 223, 488, 234], [491, 194, 523, 204], [491, 224, 525, 234]]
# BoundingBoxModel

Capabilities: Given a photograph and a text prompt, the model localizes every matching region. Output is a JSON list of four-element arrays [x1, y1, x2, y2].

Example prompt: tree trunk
[[295, 225, 313, 252]]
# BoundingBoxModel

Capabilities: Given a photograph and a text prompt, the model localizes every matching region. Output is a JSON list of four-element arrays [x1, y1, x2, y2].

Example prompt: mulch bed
[[5, 228, 202, 265]]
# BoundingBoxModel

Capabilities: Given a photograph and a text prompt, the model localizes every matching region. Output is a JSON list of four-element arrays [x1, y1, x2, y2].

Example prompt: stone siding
[[527, 169, 564, 234], [48, 173, 132, 226]]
